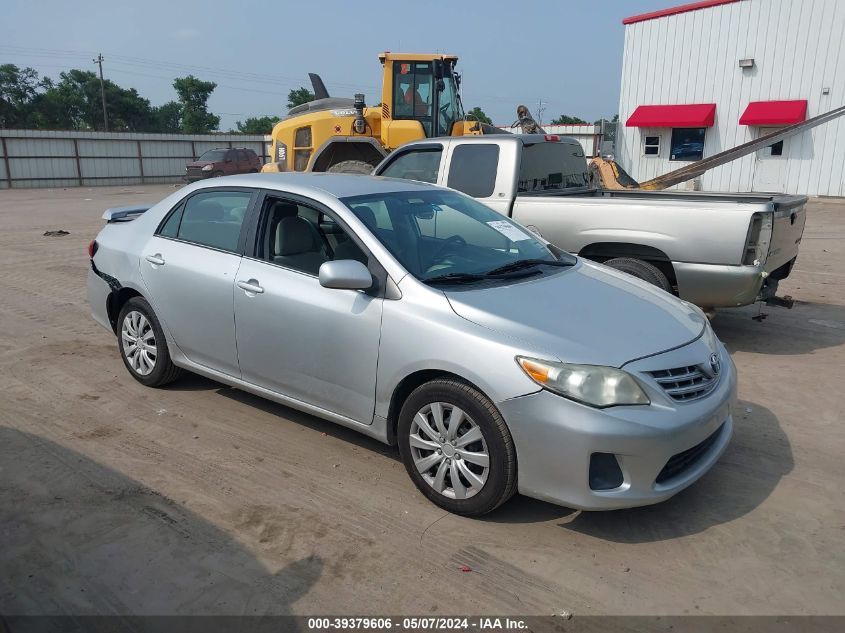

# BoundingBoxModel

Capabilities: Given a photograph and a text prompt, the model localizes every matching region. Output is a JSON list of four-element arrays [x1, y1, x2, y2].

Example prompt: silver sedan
[[88, 173, 736, 516]]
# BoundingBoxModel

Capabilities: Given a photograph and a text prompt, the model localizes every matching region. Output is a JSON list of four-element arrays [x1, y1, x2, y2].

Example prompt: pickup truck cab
[[374, 134, 807, 309]]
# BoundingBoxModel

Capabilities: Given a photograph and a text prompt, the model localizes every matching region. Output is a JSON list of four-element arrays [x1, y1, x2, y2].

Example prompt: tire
[[326, 159, 375, 175], [212, 170, 224, 178], [397, 378, 517, 516], [117, 297, 183, 387], [603, 257, 673, 293]]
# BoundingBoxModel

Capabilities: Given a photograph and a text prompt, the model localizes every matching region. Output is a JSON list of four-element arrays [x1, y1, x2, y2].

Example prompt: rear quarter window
[[446, 144, 499, 198], [518, 142, 589, 192]]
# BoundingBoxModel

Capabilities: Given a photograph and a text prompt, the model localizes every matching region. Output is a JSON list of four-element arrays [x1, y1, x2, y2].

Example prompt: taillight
[[742, 213, 772, 265], [88, 239, 98, 259], [544, 134, 561, 142]]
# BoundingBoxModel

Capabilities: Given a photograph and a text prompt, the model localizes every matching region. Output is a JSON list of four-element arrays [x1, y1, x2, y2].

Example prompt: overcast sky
[[2, 0, 673, 130]]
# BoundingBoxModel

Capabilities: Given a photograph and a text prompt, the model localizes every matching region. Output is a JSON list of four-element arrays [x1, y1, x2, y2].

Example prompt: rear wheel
[[326, 160, 375, 175], [397, 379, 517, 516], [117, 297, 183, 387], [604, 257, 673, 293]]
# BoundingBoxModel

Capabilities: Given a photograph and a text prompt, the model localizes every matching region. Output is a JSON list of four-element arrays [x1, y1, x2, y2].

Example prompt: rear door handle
[[237, 279, 264, 294], [145, 253, 165, 266]]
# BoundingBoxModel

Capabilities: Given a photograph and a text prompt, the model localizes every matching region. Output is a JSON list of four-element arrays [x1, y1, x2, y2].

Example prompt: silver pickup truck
[[373, 134, 807, 310]]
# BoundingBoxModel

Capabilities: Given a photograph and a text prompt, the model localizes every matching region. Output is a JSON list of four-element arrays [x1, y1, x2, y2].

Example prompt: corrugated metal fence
[[0, 130, 272, 189]]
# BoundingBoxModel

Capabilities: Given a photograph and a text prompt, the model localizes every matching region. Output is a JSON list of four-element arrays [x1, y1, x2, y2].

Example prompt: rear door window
[[176, 190, 253, 253], [446, 144, 499, 198], [380, 147, 443, 183]]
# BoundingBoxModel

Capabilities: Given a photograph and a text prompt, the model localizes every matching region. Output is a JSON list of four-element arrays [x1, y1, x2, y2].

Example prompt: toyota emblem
[[709, 353, 721, 376]]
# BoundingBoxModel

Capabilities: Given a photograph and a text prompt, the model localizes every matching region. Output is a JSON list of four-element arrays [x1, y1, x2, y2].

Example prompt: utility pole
[[93, 53, 108, 131], [536, 99, 546, 126]]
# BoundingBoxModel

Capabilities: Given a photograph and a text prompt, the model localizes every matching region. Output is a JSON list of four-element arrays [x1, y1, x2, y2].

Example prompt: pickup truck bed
[[375, 134, 807, 308]]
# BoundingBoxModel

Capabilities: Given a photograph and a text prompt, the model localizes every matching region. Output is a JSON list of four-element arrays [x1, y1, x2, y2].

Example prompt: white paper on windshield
[[486, 220, 531, 242]]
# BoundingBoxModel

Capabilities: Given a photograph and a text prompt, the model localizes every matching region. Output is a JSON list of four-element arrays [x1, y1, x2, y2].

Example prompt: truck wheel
[[326, 160, 374, 175], [604, 257, 673, 293], [397, 378, 517, 516]]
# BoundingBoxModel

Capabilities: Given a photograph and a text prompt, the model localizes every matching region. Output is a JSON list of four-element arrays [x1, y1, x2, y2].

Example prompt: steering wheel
[[428, 235, 467, 267]]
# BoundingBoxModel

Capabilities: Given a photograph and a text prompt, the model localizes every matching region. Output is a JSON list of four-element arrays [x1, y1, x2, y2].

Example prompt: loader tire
[[604, 257, 673, 293], [326, 160, 375, 175]]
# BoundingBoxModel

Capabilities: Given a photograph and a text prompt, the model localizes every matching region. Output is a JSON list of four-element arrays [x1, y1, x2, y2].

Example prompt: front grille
[[186, 167, 205, 179], [656, 423, 724, 484], [648, 365, 718, 402]]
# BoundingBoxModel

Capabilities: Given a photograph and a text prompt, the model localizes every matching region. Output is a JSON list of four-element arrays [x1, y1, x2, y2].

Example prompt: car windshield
[[340, 189, 559, 282], [198, 150, 227, 161]]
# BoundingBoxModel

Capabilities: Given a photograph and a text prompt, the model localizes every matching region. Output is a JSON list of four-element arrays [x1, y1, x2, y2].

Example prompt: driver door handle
[[145, 253, 165, 266], [237, 279, 264, 294]]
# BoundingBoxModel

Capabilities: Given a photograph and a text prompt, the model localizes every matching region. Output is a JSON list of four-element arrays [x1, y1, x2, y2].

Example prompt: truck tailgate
[[765, 196, 807, 272]]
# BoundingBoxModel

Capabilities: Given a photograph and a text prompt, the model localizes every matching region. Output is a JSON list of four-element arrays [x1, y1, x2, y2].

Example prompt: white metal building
[[616, 0, 845, 196]]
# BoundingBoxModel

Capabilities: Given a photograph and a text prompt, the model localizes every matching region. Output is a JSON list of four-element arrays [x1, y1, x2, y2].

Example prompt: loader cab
[[382, 54, 463, 144]]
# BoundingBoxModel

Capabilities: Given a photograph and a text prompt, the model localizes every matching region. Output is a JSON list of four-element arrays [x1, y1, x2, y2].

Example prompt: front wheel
[[326, 159, 375, 175], [117, 297, 183, 387], [397, 379, 517, 516]]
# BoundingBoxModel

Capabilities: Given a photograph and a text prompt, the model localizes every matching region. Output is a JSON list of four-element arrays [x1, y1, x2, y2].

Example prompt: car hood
[[443, 260, 706, 368], [186, 161, 215, 168]]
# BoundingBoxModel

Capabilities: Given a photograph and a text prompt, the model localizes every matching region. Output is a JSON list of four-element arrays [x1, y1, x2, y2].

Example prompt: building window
[[770, 140, 784, 156], [670, 128, 706, 161], [644, 135, 660, 156]]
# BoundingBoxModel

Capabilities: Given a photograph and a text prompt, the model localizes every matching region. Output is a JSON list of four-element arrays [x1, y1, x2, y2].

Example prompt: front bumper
[[498, 340, 736, 510]]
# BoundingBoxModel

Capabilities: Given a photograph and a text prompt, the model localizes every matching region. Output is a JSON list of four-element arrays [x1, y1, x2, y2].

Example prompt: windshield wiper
[[423, 272, 491, 285], [424, 267, 543, 285], [484, 257, 576, 276]]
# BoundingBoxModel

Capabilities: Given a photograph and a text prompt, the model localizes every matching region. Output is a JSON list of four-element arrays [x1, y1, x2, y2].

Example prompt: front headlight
[[517, 357, 650, 408], [201, 164, 213, 171]]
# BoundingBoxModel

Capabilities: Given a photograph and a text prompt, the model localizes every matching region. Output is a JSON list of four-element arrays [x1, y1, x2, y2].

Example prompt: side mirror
[[319, 260, 372, 290]]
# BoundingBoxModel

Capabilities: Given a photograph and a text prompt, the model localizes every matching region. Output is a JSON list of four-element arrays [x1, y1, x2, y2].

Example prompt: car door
[[221, 150, 236, 175], [233, 192, 383, 424], [139, 188, 256, 377]]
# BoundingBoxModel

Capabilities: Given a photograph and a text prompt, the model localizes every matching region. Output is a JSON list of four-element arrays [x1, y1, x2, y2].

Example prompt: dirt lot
[[0, 185, 843, 617]]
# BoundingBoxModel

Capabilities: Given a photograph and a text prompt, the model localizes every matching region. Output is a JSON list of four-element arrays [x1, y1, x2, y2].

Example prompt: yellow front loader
[[262, 52, 500, 175]]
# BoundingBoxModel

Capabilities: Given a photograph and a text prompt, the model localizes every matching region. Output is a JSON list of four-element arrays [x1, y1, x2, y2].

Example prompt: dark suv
[[186, 148, 262, 182]]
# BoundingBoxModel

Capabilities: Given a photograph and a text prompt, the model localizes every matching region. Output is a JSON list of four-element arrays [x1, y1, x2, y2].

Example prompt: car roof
[[194, 172, 440, 198]]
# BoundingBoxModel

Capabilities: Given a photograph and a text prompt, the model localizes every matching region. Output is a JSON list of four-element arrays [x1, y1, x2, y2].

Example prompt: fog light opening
[[589, 453, 624, 491]]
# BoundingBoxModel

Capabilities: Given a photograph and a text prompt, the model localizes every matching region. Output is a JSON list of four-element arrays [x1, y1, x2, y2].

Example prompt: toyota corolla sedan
[[87, 173, 736, 516]]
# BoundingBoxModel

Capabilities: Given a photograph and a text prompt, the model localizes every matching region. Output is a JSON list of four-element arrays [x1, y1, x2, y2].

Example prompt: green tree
[[24, 69, 158, 131], [287, 87, 314, 110], [235, 115, 281, 134], [152, 101, 182, 133], [0, 64, 46, 128], [466, 106, 492, 125], [173, 75, 219, 133], [550, 114, 588, 125]]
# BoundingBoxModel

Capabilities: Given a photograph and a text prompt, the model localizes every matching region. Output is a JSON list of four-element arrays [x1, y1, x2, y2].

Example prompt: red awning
[[739, 100, 807, 125], [626, 104, 717, 128]]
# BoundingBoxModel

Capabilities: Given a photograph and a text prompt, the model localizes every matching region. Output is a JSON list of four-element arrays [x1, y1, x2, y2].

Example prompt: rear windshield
[[518, 142, 590, 192], [198, 150, 228, 161]]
